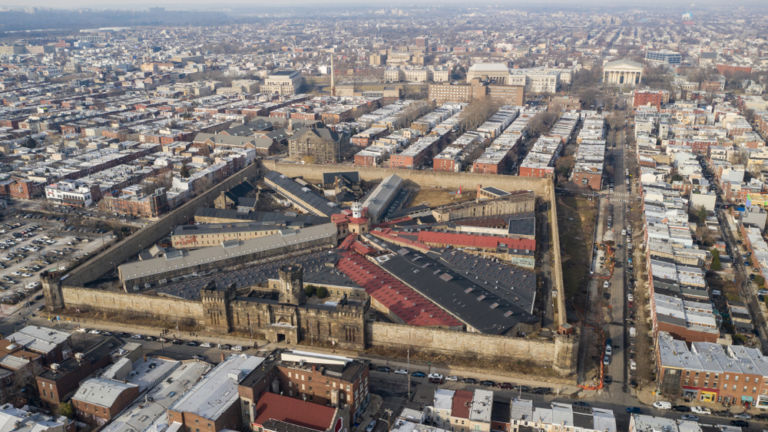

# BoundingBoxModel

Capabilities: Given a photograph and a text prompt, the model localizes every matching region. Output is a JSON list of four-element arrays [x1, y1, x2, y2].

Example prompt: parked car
[[445, 376, 459, 382], [733, 413, 751, 420], [366, 420, 377, 432], [394, 369, 408, 375], [653, 401, 672, 410], [428, 373, 444, 383], [462, 377, 477, 384], [411, 371, 426, 378], [480, 380, 496, 387], [681, 415, 699, 422], [499, 382, 514, 390], [200, 342, 212, 348], [691, 406, 711, 415], [629, 360, 637, 371], [672, 405, 691, 412], [626, 407, 642, 414], [730, 420, 749, 427], [232, 345, 243, 352], [376, 366, 392, 373], [573, 401, 590, 407]]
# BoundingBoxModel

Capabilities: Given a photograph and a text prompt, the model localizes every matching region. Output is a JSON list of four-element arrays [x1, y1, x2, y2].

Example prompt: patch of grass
[[408, 187, 476, 208]]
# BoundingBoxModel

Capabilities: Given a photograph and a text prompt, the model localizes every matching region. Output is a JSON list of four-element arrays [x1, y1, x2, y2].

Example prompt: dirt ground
[[407, 187, 476, 208], [556, 195, 598, 306]]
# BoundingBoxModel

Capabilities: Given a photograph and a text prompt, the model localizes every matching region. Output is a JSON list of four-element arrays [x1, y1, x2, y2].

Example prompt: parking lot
[[0, 212, 116, 310]]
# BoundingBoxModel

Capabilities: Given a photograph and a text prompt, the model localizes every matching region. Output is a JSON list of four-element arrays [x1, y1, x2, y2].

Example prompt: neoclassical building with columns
[[603, 58, 643, 86]]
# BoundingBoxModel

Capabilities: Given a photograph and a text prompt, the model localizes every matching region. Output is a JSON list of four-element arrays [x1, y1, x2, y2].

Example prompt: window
[[726, 374, 730, 380]]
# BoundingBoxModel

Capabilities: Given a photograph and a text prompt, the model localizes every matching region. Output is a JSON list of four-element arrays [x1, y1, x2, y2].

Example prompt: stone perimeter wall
[[262, 160, 550, 196], [368, 321, 554, 358], [61, 286, 204, 322]]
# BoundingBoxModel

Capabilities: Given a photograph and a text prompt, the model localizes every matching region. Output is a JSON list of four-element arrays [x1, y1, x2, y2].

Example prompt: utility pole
[[407, 347, 411, 401]]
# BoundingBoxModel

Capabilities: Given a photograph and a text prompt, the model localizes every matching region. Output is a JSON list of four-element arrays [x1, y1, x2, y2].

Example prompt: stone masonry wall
[[368, 321, 555, 361], [61, 286, 204, 322], [262, 160, 550, 197]]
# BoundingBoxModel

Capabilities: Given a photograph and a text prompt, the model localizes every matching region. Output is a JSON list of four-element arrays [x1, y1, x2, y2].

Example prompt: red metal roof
[[253, 392, 336, 431], [451, 390, 473, 419], [416, 231, 535, 251], [336, 251, 462, 328], [370, 228, 431, 252]]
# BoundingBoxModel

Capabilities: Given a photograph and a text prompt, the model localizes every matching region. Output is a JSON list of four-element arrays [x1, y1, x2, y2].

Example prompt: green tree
[[58, 401, 74, 418], [316, 286, 329, 298], [711, 248, 722, 271], [304, 285, 316, 297]]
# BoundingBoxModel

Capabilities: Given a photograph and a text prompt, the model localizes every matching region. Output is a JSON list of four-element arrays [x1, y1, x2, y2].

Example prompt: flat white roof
[[433, 389, 455, 412], [7, 325, 69, 355], [72, 377, 138, 408], [169, 354, 263, 421], [103, 361, 212, 432], [469, 389, 493, 422]]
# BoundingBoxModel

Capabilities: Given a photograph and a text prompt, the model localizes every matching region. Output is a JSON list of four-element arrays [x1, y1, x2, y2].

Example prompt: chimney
[[330, 49, 336, 96]]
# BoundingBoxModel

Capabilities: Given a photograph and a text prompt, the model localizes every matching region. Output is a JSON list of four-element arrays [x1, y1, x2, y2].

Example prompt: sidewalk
[[58, 315, 267, 348]]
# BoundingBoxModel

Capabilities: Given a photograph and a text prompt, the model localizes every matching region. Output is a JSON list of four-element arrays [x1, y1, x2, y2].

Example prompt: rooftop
[[375, 243, 537, 334], [253, 392, 336, 431], [6, 325, 69, 355], [72, 377, 138, 408], [170, 354, 264, 421], [103, 361, 212, 432]]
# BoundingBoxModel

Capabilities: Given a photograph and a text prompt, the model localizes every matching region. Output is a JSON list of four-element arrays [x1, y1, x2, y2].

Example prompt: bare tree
[[458, 99, 500, 132]]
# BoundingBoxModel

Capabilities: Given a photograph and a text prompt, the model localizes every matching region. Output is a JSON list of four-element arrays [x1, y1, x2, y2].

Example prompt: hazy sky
[[0, 0, 744, 9]]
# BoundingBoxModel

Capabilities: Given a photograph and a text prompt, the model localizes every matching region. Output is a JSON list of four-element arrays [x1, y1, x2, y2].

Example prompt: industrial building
[[117, 223, 339, 290], [264, 171, 340, 218], [362, 174, 403, 222], [375, 243, 538, 334], [167, 354, 265, 432], [432, 191, 535, 222]]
